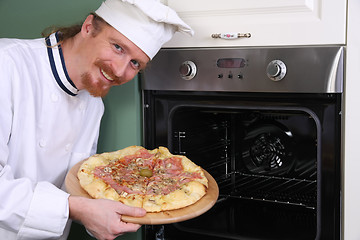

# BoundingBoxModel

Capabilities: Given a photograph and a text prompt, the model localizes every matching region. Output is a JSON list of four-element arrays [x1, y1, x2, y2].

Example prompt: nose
[[111, 57, 128, 78]]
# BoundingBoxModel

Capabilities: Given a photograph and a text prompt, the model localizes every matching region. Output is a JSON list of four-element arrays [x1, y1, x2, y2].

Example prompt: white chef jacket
[[0, 32, 104, 239]]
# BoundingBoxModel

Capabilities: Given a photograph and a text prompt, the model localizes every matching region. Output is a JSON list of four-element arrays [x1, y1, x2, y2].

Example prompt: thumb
[[116, 203, 146, 217]]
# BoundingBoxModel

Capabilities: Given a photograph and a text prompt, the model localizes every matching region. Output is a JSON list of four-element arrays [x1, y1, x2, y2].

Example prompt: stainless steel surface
[[142, 46, 344, 93]]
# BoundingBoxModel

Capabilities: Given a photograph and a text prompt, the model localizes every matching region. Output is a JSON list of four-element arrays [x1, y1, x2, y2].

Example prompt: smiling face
[[64, 15, 150, 97]]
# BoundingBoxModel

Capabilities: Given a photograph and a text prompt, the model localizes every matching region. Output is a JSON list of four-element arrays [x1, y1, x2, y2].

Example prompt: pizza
[[77, 146, 208, 212]]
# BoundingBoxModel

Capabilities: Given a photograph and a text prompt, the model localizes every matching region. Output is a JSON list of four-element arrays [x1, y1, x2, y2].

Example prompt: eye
[[130, 59, 140, 69], [114, 44, 123, 52]]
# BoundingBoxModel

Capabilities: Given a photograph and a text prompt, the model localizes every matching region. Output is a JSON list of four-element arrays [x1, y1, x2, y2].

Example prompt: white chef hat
[[95, 0, 194, 59]]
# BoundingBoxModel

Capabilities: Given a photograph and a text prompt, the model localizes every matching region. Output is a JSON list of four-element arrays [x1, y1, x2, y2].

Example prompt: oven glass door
[[143, 91, 341, 240]]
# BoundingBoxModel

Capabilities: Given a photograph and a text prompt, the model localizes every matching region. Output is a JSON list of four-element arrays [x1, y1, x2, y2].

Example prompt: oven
[[141, 46, 343, 240]]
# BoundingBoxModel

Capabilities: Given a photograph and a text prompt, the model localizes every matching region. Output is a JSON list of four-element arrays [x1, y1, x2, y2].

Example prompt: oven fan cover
[[242, 122, 295, 175]]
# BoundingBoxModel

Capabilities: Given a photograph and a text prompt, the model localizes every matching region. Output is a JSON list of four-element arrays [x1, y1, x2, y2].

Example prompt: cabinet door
[[163, 0, 347, 48]]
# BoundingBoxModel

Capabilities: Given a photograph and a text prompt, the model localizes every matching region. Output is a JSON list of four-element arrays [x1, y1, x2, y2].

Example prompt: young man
[[0, 0, 193, 239]]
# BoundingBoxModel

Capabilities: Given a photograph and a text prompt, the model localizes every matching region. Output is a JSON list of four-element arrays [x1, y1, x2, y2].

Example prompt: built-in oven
[[141, 46, 343, 240]]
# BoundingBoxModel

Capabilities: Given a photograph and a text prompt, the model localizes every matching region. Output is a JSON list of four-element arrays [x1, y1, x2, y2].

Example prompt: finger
[[118, 221, 142, 232], [116, 204, 146, 217]]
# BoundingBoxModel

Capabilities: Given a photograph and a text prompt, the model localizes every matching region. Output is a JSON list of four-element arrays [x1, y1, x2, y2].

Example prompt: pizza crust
[[77, 146, 208, 212], [143, 181, 207, 212]]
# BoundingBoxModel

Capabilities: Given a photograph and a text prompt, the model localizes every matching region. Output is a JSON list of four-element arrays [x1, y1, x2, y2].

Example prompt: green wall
[[0, 0, 99, 38], [0, 1, 143, 239], [98, 79, 142, 153]]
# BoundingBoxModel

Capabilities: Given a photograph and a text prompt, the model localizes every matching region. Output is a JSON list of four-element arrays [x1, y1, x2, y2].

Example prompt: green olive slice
[[139, 168, 153, 178]]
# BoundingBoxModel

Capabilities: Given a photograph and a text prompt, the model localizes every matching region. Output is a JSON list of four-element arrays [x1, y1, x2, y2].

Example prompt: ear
[[80, 14, 95, 37]]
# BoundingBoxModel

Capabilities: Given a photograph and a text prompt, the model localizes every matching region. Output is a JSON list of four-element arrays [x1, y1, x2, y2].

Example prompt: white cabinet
[[343, 0, 360, 239], [163, 0, 347, 48]]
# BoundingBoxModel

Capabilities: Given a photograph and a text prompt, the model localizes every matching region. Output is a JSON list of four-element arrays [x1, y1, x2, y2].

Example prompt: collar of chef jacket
[[45, 32, 78, 96]]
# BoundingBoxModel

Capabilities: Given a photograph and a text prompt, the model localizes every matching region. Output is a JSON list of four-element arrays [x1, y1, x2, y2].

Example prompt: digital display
[[217, 58, 246, 68]]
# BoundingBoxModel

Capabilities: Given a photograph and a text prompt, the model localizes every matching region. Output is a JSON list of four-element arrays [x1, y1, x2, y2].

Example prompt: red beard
[[81, 60, 121, 97]]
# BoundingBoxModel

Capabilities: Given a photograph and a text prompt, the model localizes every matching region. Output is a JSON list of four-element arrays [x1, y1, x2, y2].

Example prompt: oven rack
[[216, 172, 317, 209]]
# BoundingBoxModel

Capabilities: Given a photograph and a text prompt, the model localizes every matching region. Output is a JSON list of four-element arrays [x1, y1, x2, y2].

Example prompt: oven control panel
[[143, 46, 344, 93]]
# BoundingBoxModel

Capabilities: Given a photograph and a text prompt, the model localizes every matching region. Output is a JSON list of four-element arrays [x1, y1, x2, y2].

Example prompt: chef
[[0, 0, 193, 239]]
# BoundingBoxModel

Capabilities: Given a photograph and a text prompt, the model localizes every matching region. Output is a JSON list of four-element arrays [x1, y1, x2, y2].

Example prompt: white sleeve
[[17, 182, 70, 239], [0, 167, 70, 239]]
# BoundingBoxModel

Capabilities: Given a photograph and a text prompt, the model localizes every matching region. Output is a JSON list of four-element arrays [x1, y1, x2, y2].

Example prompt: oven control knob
[[179, 61, 197, 80], [266, 60, 287, 81]]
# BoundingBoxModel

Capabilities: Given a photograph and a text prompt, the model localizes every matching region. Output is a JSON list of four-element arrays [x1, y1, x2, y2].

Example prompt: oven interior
[[168, 106, 317, 239], [143, 91, 341, 240]]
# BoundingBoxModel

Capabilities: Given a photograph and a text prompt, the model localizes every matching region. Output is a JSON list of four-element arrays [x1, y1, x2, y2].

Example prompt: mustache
[[94, 60, 121, 84]]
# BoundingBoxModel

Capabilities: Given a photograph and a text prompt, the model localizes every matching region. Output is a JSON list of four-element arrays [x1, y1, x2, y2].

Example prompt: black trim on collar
[[46, 32, 78, 96]]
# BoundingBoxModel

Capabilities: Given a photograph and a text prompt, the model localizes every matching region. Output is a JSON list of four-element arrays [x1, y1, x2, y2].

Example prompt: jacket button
[[65, 144, 71, 152], [79, 102, 85, 111], [39, 139, 47, 148]]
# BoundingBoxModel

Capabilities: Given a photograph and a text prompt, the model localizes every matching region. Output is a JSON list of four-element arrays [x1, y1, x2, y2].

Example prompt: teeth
[[101, 68, 114, 81]]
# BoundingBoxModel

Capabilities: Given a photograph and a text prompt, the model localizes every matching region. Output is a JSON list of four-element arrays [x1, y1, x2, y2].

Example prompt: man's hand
[[69, 196, 146, 240]]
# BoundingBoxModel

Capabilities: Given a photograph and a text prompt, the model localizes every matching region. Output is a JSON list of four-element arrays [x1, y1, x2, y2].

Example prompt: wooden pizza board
[[65, 159, 219, 225]]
